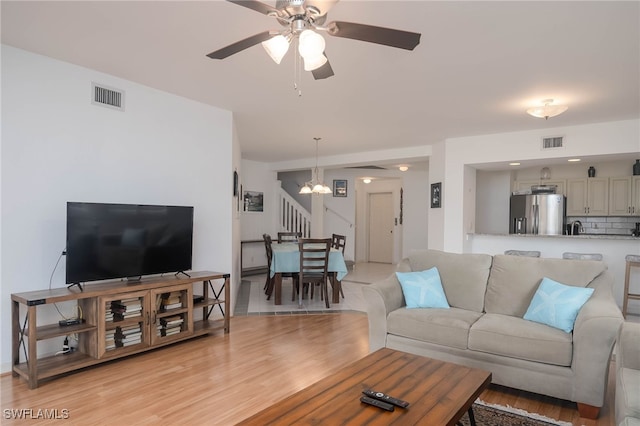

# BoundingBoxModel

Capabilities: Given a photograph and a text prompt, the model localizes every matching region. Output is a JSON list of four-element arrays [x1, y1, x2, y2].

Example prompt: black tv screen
[[66, 202, 194, 284]]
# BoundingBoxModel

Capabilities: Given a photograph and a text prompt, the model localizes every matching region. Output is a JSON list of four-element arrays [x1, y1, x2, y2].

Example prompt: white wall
[[239, 159, 278, 270], [432, 119, 640, 253], [476, 170, 513, 234], [398, 167, 429, 257], [1, 46, 234, 373]]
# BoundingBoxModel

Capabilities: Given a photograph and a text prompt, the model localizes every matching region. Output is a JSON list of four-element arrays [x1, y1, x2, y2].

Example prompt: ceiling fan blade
[[206, 31, 275, 59], [312, 56, 334, 80], [226, 0, 285, 18], [326, 21, 421, 50], [304, 0, 340, 17]]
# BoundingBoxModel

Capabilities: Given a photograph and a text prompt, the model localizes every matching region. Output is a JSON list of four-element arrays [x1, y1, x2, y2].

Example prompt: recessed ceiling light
[[399, 166, 409, 172], [509, 162, 521, 166], [363, 178, 372, 184], [568, 158, 581, 162]]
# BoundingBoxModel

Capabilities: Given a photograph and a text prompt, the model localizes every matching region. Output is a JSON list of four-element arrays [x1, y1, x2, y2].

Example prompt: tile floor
[[235, 262, 397, 316]]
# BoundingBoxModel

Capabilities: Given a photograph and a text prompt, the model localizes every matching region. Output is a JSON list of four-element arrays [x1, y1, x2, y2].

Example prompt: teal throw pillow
[[523, 277, 594, 333], [396, 267, 450, 309]]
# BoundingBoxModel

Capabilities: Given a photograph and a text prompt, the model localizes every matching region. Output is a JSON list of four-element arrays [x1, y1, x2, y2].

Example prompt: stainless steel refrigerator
[[509, 194, 566, 235]]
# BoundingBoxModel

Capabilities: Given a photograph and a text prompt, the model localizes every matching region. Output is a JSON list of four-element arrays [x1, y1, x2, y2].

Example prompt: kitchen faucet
[[572, 220, 583, 235]]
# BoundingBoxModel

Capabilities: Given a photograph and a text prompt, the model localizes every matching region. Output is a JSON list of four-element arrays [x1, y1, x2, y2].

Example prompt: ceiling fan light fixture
[[526, 99, 568, 120], [262, 34, 290, 64], [303, 53, 328, 71], [298, 29, 325, 59]]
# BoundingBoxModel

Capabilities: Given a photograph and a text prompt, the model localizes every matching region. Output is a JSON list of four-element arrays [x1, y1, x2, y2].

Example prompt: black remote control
[[363, 389, 410, 408], [360, 395, 394, 411]]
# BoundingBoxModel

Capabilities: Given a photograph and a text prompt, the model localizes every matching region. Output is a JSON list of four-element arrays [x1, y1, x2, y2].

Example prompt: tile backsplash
[[566, 216, 640, 235]]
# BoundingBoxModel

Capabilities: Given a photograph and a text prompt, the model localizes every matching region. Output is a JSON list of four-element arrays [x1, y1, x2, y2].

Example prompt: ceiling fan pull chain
[[293, 38, 302, 97]]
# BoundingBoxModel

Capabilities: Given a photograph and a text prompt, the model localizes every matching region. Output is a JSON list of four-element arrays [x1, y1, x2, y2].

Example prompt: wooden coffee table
[[237, 348, 491, 425]]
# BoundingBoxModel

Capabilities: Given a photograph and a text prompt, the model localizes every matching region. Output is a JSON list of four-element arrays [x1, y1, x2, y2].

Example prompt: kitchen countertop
[[472, 233, 638, 240]]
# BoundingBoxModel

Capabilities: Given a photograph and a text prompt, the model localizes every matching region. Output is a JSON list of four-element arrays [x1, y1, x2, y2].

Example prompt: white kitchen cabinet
[[609, 176, 640, 216], [634, 176, 640, 216], [566, 178, 609, 216]]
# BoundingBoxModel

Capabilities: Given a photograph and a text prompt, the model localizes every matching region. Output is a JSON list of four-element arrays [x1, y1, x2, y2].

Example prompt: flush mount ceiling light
[[568, 158, 581, 162], [526, 99, 568, 120], [299, 137, 331, 195], [398, 166, 409, 172], [509, 162, 521, 166]]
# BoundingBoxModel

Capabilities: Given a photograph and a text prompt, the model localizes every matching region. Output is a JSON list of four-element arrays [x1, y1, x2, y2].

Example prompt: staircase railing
[[278, 187, 311, 238], [324, 206, 354, 228]]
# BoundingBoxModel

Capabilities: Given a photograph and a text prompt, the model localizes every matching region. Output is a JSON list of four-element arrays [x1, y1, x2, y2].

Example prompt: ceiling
[[2, 1, 639, 168]]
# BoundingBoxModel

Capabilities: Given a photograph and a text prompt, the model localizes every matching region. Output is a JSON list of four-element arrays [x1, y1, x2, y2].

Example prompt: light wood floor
[[1, 314, 615, 425]]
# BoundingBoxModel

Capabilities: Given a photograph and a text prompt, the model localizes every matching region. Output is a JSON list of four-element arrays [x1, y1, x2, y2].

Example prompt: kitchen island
[[469, 233, 640, 315]]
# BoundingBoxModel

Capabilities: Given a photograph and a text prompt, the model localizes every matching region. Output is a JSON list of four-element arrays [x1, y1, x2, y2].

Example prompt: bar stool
[[504, 250, 541, 257], [622, 254, 640, 318], [562, 252, 603, 261]]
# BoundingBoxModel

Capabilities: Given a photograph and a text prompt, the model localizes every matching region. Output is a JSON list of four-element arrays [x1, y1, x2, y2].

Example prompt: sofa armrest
[[618, 321, 640, 371], [362, 265, 406, 352], [571, 270, 624, 407]]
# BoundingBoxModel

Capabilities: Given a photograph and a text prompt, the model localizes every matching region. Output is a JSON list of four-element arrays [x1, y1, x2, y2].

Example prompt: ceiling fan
[[206, 0, 421, 80]]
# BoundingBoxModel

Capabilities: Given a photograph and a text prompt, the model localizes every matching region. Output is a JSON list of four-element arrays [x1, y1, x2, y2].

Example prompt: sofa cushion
[[485, 255, 606, 317], [407, 250, 492, 313], [396, 268, 450, 309], [387, 307, 482, 350], [523, 277, 594, 333], [468, 313, 573, 366]]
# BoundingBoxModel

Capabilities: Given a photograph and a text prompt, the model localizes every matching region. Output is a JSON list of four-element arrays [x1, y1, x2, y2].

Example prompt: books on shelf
[[159, 292, 184, 311], [106, 324, 143, 350], [157, 314, 184, 337], [110, 298, 143, 321]]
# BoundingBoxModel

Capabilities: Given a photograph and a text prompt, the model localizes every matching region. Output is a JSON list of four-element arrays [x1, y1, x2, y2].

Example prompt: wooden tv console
[[11, 271, 229, 389]]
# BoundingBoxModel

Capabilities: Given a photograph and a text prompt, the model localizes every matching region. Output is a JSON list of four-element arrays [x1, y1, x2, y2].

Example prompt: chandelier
[[299, 137, 331, 194], [526, 99, 568, 120]]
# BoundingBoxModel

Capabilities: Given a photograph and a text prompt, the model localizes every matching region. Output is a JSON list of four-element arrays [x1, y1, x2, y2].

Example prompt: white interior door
[[368, 192, 393, 263]]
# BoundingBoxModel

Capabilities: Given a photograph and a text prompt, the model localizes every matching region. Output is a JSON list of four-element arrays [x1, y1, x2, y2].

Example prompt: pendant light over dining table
[[299, 137, 331, 194]]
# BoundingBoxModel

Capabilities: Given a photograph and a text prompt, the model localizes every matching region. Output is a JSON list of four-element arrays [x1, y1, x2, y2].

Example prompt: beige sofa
[[362, 249, 623, 419], [616, 321, 640, 426]]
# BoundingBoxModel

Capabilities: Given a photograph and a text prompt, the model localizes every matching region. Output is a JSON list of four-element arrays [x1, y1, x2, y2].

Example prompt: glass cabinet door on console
[[98, 290, 151, 358], [150, 284, 193, 346]]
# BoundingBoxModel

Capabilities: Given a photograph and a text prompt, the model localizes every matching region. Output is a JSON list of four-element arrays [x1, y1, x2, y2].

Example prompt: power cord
[[55, 336, 72, 355], [50, 249, 83, 322]]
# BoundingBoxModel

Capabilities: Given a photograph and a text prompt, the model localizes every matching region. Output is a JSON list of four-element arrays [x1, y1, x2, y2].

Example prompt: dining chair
[[297, 238, 332, 308], [263, 233, 298, 300], [504, 250, 541, 257], [278, 231, 302, 244], [331, 234, 346, 298], [562, 252, 603, 261]]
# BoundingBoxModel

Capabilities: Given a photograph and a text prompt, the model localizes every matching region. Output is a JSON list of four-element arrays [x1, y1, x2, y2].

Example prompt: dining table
[[269, 242, 349, 306]]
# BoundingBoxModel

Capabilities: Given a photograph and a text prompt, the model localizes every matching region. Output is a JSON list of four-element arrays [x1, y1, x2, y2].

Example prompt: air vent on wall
[[91, 83, 125, 111], [541, 136, 563, 150]]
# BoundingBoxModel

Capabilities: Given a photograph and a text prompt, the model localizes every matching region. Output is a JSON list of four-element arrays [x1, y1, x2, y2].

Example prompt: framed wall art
[[430, 182, 441, 208], [333, 179, 347, 197], [243, 190, 264, 212]]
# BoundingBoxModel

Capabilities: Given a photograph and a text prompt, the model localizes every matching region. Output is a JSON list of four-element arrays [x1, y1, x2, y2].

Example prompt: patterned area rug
[[458, 400, 572, 426]]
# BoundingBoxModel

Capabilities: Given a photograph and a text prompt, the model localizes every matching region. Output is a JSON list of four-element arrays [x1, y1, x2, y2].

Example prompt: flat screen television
[[66, 202, 194, 284]]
